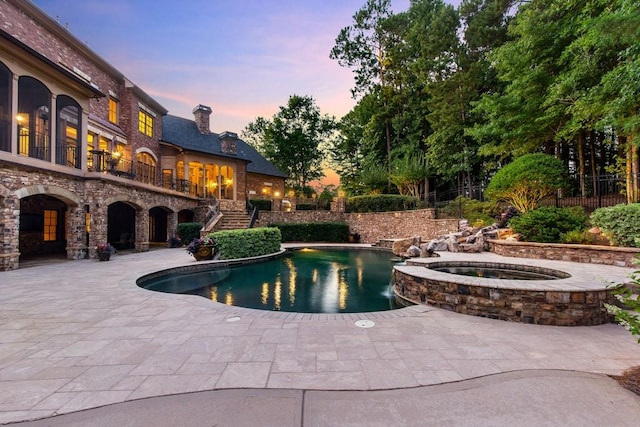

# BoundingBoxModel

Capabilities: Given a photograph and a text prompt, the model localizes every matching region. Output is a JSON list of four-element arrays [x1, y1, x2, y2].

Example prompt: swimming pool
[[139, 248, 403, 313]]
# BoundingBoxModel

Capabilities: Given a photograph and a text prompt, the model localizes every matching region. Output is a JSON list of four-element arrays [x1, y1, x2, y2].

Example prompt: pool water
[[141, 249, 403, 313], [431, 266, 560, 280]]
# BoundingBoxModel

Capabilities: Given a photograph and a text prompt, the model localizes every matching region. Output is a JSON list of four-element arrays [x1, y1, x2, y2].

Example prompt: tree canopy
[[242, 95, 336, 192], [326, 0, 639, 202]]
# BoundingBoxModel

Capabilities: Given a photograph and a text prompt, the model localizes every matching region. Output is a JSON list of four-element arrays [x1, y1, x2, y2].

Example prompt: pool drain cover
[[226, 316, 241, 322], [354, 320, 375, 328]]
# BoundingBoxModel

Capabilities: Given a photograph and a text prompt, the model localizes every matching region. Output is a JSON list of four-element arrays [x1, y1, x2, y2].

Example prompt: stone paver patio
[[1, 245, 639, 424]]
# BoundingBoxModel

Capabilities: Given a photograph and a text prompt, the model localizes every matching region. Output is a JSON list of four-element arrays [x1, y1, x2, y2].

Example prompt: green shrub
[[509, 206, 587, 243], [605, 266, 640, 343], [249, 199, 272, 211], [561, 229, 595, 245], [210, 227, 281, 260], [268, 222, 350, 242], [295, 203, 315, 210], [347, 194, 423, 213], [176, 222, 202, 245], [590, 203, 640, 247], [485, 153, 569, 213], [439, 196, 498, 225]]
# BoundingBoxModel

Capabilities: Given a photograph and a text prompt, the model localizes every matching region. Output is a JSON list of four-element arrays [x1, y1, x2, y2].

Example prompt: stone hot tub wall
[[393, 268, 614, 326], [257, 209, 460, 243], [488, 240, 640, 268]]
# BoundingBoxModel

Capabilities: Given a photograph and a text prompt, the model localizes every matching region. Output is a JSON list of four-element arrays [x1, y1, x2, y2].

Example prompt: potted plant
[[186, 236, 217, 261], [96, 243, 116, 261], [167, 236, 182, 248]]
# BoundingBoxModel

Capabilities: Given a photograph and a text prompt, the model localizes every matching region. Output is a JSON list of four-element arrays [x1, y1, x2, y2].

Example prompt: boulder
[[405, 245, 421, 257], [459, 234, 485, 253], [392, 238, 413, 257], [392, 236, 421, 257], [446, 235, 459, 252]]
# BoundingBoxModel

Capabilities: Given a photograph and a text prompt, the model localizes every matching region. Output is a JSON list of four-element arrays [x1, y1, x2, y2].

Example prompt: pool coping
[[396, 251, 634, 292]]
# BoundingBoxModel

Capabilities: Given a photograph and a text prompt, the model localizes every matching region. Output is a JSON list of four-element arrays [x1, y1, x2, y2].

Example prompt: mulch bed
[[613, 366, 640, 396]]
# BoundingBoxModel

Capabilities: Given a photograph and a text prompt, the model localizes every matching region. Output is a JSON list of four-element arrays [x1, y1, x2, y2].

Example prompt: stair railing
[[202, 198, 222, 233], [246, 199, 258, 228]]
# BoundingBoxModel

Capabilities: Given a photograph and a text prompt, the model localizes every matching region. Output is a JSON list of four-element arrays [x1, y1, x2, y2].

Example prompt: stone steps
[[217, 211, 251, 230]]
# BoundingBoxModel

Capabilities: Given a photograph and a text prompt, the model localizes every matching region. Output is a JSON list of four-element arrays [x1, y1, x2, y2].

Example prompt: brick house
[[0, 0, 286, 270]]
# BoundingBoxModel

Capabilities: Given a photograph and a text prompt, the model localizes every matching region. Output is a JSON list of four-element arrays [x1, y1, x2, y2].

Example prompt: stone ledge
[[488, 239, 640, 268]]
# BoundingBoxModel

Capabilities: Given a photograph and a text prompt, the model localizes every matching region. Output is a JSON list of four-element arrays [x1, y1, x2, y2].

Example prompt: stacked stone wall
[[394, 270, 614, 326], [488, 240, 640, 268], [0, 163, 199, 270], [258, 209, 459, 243]]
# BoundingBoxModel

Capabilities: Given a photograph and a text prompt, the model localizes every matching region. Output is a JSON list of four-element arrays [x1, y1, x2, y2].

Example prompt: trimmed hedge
[[177, 222, 202, 245], [210, 227, 282, 260], [347, 194, 423, 213], [590, 203, 640, 247], [509, 206, 586, 243], [249, 198, 272, 211], [268, 221, 350, 242]]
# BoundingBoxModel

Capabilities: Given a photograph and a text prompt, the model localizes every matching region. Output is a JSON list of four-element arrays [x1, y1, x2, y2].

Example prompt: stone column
[[0, 193, 20, 271], [135, 208, 150, 252], [65, 204, 88, 260]]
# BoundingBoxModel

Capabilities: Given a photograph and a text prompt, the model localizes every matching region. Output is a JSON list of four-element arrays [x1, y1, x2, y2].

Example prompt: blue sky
[[32, 0, 460, 135]]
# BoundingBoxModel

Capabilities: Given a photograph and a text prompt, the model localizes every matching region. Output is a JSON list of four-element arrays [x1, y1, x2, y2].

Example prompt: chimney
[[219, 131, 238, 155], [193, 104, 212, 134]]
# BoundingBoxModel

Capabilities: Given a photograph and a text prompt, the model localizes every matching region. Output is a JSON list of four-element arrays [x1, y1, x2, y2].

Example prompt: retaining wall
[[488, 240, 640, 268], [257, 209, 459, 243]]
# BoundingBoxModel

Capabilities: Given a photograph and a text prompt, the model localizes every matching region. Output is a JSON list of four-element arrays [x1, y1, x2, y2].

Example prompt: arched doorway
[[19, 195, 67, 260], [108, 202, 136, 250], [149, 206, 169, 244], [178, 209, 194, 223]]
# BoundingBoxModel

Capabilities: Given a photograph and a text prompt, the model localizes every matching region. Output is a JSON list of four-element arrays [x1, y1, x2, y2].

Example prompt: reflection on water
[[141, 249, 402, 313]]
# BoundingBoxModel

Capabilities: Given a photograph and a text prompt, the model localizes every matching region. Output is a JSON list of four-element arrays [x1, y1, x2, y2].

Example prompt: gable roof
[[161, 115, 287, 178]]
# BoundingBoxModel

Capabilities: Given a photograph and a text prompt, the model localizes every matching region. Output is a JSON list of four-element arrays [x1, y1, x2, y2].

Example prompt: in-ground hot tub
[[393, 252, 632, 326]]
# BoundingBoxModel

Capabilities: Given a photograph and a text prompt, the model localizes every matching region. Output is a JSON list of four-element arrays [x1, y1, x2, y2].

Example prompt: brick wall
[[246, 173, 285, 201], [258, 209, 459, 243]]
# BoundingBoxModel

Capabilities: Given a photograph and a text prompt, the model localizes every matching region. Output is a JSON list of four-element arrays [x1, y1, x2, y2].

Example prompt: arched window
[[18, 76, 51, 161], [136, 151, 156, 184], [220, 165, 234, 200], [0, 61, 11, 152], [56, 95, 81, 168]]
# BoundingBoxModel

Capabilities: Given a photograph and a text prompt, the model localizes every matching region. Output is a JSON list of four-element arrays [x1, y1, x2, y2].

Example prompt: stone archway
[[13, 185, 85, 263]]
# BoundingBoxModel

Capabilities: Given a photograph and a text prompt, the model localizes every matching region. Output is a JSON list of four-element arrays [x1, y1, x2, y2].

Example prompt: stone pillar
[[88, 203, 108, 259], [134, 208, 150, 252], [272, 198, 282, 212], [65, 204, 88, 260], [331, 197, 346, 212], [0, 193, 20, 271]]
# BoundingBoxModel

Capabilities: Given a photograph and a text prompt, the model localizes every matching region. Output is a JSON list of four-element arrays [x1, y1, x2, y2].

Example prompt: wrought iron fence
[[429, 174, 636, 218]]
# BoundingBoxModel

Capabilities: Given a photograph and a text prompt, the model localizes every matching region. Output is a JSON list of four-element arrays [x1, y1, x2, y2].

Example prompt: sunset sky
[[32, 0, 461, 186]]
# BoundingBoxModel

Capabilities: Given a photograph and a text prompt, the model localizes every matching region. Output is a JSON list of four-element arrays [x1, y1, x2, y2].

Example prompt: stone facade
[[488, 240, 640, 268], [258, 209, 460, 243], [0, 162, 199, 270], [0, 1, 285, 270], [394, 269, 614, 326]]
